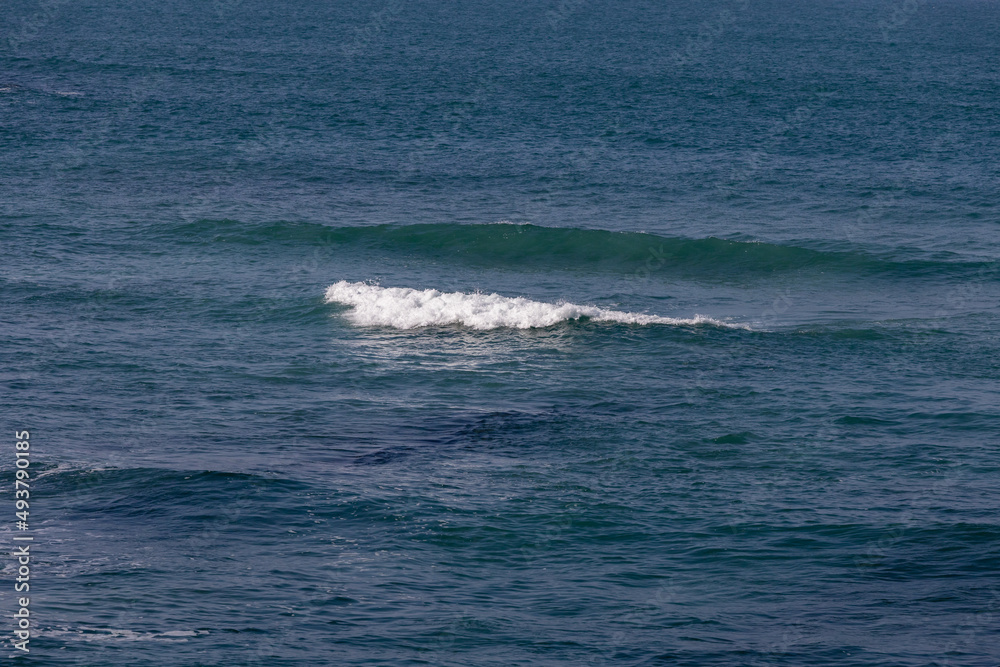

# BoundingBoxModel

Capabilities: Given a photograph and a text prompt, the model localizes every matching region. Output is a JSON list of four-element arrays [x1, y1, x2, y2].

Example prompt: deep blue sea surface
[[3, 0, 1000, 664]]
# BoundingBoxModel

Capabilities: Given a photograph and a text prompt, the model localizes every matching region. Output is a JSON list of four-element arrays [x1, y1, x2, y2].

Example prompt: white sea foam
[[325, 281, 745, 330], [41, 627, 204, 642]]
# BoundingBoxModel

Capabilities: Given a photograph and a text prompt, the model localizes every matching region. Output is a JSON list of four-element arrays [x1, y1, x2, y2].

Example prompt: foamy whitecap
[[41, 628, 204, 642], [325, 281, 745, 330]]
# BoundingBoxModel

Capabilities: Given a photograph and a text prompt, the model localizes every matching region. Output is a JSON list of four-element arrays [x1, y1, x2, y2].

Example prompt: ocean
[[3, 0, 1000, 664]]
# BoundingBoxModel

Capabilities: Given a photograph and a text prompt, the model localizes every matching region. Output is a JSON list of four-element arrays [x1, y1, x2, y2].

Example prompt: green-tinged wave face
[[176, 220, 997, 280]]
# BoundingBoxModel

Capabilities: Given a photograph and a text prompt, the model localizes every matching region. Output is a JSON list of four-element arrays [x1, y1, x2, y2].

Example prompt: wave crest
[[175, 221, 996, 280], [324, 281, 743, 330]]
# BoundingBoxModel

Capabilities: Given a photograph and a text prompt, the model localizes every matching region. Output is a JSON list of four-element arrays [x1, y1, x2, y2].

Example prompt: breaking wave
[[324, 281, 745, 330]]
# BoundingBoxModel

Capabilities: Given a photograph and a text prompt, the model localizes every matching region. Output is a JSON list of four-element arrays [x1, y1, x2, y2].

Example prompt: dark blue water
[[3, 0, 1000, 664]]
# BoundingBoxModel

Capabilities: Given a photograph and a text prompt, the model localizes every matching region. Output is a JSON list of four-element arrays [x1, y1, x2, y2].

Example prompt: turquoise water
[[3, 0, 1000, 664]]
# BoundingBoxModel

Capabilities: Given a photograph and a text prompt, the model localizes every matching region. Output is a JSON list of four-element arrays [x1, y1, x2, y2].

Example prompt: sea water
[[2, 0, 999, 664]]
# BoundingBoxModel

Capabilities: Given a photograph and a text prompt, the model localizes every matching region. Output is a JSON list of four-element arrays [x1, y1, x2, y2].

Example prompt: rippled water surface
[[3, 0, 1000, 664]]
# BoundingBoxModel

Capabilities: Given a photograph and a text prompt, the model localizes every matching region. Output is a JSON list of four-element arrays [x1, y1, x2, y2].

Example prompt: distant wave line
[[174, 220, 998, 280]]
